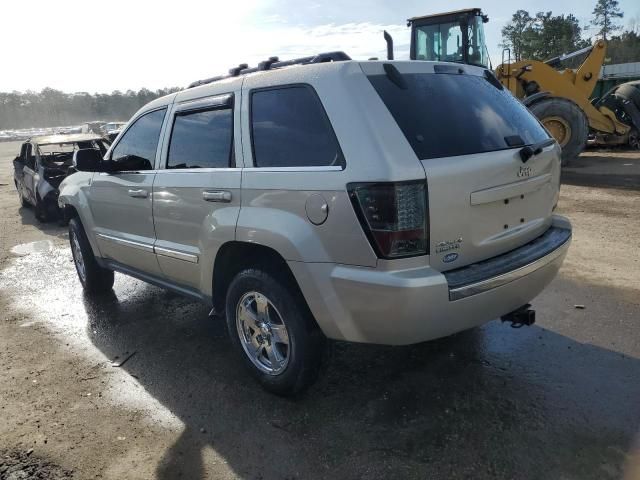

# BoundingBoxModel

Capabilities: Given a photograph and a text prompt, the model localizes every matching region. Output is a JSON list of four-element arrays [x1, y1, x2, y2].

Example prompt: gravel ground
[[0, 140, 639, 480]]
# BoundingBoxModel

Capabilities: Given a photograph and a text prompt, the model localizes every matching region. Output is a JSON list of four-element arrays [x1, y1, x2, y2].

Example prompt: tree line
[[0, 87, 181, 130], [501, 0, 639, 62]]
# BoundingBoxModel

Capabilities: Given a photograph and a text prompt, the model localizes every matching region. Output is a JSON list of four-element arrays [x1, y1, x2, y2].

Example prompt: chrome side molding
[[97, 233, 199, 264]]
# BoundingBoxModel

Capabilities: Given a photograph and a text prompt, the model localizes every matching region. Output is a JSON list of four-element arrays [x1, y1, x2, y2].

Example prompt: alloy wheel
[[236, 291, 290, 375]]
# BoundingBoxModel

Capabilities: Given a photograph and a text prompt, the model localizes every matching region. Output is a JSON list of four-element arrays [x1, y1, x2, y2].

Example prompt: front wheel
[[34, 193, 48, 222], [69, 217, 114, 294], [529, 97, 588, 165], [15, 182, 27, 208], [225, 268, 325, 396]]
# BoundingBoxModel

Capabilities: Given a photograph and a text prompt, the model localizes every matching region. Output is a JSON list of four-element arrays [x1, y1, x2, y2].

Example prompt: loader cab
[[408, 8, 489, 68]]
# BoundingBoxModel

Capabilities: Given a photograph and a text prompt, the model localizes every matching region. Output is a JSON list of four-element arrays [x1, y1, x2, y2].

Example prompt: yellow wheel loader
[[403, 9, 640, 163]]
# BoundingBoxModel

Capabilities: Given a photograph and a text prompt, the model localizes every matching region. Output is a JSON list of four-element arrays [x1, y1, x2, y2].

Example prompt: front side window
[[111, 108, 166, 171], [167, 107, 233, 169], [251, 85, 344, 168]]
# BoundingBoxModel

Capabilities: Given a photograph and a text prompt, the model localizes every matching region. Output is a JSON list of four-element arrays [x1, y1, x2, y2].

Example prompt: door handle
[[202, 190, 232, 203], [127, 189, 148, 198]]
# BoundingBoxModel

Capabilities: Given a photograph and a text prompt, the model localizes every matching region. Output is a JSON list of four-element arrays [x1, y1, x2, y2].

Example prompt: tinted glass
[[251, 86, 343, 168], [167, 108, 233, 169], [111, 108, 166, 170], [368, 72, 549, 160]]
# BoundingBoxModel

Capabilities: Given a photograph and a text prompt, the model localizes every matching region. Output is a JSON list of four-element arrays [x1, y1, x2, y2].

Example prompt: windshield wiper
[[519, 138, 556, 163]]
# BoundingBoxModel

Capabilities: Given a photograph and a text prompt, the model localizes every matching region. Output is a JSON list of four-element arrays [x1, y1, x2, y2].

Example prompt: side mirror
[[73, 149, 103, 172]]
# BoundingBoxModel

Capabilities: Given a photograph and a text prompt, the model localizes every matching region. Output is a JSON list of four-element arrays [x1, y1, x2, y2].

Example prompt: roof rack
[[187, 51, 351, 89]]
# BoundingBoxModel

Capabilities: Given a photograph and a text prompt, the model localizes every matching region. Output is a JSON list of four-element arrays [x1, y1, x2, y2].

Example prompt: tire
[[15, 182, 27, 208], [34, 193, 48, 222], [616, 83, 640, 107], [529, 97, 588, 165], [225, 268, 325, 396], [69, 217, 114, 294]]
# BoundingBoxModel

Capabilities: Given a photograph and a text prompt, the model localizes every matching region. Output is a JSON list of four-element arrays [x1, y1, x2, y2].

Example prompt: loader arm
[[496, 40, 629, 136]]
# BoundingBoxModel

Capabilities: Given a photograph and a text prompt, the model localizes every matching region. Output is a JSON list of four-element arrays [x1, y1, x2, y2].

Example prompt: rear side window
[[367, 72, 549, 160], [251, 85, 344, 168], [111, 108, 166, 170], [167, 108, 233, 169]]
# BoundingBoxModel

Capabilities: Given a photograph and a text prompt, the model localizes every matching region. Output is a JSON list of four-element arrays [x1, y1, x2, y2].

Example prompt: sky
[[1, 0, 639, 93]]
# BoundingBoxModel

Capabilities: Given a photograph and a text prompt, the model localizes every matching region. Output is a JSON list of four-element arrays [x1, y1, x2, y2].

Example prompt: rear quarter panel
[[236, 62, 427, 267]]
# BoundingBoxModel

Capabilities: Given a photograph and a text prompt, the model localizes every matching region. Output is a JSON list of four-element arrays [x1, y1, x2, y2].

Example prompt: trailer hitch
[[501, 304, 536, 328]]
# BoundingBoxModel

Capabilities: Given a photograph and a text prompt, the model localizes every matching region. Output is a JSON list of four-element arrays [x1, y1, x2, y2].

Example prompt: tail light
[[348, 180, 428, 259]]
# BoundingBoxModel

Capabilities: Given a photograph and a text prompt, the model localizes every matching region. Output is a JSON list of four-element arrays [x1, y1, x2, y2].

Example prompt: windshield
[[367, 72, 549, 160], [37, 140, 109, 165], [414, 15, 489, 67]]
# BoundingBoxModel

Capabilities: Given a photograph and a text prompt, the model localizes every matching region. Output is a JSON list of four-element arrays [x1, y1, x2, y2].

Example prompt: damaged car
[[13, 133, 110, 221]]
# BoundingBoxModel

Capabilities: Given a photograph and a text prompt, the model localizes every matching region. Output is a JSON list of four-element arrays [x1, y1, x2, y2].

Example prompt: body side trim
[[96, 233, 154, 253], [103, 259, 210, 303], [154, 246, 199, 264]]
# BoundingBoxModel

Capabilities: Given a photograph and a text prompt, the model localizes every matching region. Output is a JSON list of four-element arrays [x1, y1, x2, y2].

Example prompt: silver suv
[[58, 54, 572, 395]]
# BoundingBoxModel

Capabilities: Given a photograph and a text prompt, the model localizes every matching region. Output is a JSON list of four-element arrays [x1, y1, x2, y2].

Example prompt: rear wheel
[[225, 268, 324, 396], [69, 217, 114, 294], [529, 97, 588, 165]]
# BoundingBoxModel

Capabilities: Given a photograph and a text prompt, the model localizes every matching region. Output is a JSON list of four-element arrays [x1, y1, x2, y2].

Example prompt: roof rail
[[187, 51, 351, 89]]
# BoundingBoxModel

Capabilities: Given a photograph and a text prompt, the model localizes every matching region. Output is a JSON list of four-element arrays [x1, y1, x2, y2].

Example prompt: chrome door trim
[[175, 93, 233, 112], [96, 233, 154, 253], [154, 246, 199, 264], [448, 237, 571, 301], [242, 165, 343, 172]]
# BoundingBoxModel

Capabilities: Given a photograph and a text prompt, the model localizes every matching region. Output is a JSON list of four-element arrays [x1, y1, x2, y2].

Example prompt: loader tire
[[616, 83, 640, 107], [529, 97, 588, 165]]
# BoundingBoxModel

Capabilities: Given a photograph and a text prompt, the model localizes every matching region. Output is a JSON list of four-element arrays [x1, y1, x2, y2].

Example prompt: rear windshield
[[367, 72, 549, 160]]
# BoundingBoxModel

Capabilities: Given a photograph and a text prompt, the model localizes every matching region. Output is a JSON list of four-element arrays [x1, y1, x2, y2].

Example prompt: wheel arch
[[61, 204, 80, 225], [211, 241, 311, 319]]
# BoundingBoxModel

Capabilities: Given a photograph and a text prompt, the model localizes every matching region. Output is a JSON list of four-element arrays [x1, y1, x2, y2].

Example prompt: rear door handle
[[202, 190, 232, 203], [127, 189, 148, 198]]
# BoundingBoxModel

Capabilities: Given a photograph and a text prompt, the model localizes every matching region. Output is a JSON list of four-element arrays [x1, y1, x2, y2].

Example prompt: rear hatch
[[361, 61, 561, 271]]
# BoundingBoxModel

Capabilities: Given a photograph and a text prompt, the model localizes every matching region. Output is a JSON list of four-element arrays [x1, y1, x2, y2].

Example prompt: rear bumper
[[444, 223, 571, 300], [290, 215, 571, 345]]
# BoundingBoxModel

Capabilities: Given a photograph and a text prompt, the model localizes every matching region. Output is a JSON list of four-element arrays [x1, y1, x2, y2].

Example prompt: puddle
[[0, 245, 183, 429], [11, 240, 54, 256]]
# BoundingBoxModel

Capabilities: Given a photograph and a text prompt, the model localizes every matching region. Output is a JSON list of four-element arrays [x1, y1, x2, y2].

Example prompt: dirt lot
[[0, 140, 639, 480]]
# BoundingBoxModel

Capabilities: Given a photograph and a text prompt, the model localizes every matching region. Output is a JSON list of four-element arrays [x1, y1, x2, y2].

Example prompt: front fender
[[58, 172, 103, 257]]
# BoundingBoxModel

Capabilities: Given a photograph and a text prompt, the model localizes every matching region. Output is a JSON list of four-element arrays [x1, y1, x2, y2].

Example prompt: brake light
[[348, 181, 428, 259]]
